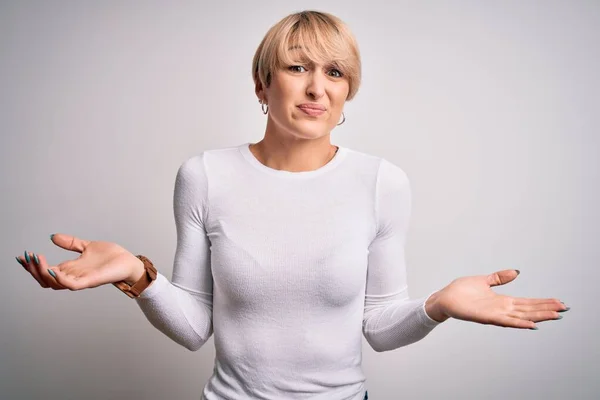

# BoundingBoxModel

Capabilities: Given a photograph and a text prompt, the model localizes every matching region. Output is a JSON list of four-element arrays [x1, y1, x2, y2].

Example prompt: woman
[[16, 10, 567, 400]]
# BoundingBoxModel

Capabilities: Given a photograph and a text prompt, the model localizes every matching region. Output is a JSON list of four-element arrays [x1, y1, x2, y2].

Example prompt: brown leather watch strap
[[112, 255, 158, 299]]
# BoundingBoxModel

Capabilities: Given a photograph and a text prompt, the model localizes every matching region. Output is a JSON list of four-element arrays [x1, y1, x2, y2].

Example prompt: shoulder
[[343, 147, 409, 192], [177, 143, 243, 176], [377, 158, 410, 191]]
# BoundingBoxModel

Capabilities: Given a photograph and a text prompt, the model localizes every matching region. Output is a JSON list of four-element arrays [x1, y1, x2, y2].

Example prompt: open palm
[[16, 233, 141, 291], [437, 269, 568, 329]]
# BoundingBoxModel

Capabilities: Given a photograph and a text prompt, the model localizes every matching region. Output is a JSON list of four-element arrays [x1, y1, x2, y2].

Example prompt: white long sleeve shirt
[[134, 142, 441, 400]]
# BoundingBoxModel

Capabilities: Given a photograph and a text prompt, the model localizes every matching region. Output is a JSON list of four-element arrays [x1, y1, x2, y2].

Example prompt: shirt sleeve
[[133, 154, 214, 351], [362, 158, 442, 352]]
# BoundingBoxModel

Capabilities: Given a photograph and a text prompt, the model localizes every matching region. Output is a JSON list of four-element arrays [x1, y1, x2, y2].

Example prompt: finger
[[490, 315, 537, 330], [47, 266, 94, 291], [514, 301, 566, 313], [486, 269, 520, 287], [32, 253, 68, 290], [512, 297, 564, 306], [50, 233, 91, 254], [513, 310, 563, 323], [26, 251, 65, 290], [18, 251, 49, 288]]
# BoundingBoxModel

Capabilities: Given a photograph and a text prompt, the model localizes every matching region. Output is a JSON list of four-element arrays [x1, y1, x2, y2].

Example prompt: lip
[[297, 103, 326, 116], [298, 103, 326, 111]]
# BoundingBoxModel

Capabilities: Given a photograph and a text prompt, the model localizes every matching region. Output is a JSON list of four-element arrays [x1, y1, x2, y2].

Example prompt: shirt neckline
[[238, 142, 347, 179]]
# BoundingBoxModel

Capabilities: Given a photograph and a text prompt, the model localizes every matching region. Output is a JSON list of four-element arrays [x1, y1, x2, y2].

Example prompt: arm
[[363, 160, 566, 339], [133, 154, 214, 351], [362, 159, 443, 353], [424, 290, 450, 323]]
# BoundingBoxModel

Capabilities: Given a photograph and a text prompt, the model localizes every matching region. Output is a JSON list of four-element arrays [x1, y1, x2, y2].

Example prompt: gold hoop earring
[[337, 112, 345, 126]]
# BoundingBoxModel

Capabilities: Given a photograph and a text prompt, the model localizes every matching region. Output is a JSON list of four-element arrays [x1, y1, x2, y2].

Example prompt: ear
[[255, 80, 266, 103]]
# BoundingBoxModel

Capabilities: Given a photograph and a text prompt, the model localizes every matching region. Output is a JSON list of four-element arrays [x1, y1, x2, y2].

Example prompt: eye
[[289, 65, 306, 73], [328, 68, 343, 78]]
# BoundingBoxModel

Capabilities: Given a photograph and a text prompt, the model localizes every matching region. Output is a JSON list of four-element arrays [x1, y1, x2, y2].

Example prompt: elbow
[[363, 332, 395, 353], [362, 324, 426, 353], [185, 340, 205, 352], [371, 345, 391, 353], [363, 328, 431, 353], [185, 327, 213, 352], [362, 316, 403, 352], [165, 323, 212, 352], [368, 343, 389, 353], [182, 332, 212, 352]]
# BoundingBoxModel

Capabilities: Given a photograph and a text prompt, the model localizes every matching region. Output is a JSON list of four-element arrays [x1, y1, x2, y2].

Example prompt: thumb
[[50, 233, 91, 254], [486, 269, 520, 287]]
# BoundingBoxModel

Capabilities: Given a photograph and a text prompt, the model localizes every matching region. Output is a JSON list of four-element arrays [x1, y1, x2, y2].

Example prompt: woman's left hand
[[426, 269, 569, 329]]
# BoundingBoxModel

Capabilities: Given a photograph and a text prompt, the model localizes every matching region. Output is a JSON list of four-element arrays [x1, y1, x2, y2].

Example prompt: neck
[[250, 122, 339, 173]]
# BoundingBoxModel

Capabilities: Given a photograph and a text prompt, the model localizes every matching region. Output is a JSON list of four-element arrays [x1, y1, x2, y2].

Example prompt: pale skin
[[16, 50, 568, 330]]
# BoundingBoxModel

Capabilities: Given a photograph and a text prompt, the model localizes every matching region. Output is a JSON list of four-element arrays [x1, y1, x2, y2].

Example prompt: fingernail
[[529, 326, 538, 330], [555, 315, 563, 320], [48, 269, 56, 278], [515, 269, 520, 275], [34, 254, 40, 265], [24, 251, 30, 263], [15, 256, 24, 266], [558, 307, 570, 312], [50, 234, 55, 241]]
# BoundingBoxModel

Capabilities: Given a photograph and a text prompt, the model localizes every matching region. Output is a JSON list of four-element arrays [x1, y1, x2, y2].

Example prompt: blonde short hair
[[252, 10, 361, 101]]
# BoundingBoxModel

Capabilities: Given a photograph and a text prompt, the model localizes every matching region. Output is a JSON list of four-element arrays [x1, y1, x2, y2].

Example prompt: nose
[[306, 69, 326, 100]]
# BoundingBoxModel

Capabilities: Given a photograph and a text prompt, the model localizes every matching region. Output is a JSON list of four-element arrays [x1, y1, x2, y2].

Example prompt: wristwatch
[[112, 255, 158, 298]]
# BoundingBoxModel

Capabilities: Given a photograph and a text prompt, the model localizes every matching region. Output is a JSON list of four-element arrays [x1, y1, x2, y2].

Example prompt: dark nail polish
[[24, 251, 30, 263], [555, 315, 563, 320], [48, 269, 56, 278], [50, 234, 55, 240], [558, 307, 570, 312], [34, 254, 40, 265], [15, 256, 23, 266], [515, 269, 520, 275], [530, 326, 538, 330]]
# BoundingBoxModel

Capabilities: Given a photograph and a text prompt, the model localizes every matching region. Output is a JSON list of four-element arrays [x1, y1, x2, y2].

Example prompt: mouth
[[297, 104, 326, 116]]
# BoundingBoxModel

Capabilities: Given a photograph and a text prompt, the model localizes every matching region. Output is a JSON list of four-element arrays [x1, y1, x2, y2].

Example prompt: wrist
[[425, 290, 450, 323], [124, 256, 145, 286]]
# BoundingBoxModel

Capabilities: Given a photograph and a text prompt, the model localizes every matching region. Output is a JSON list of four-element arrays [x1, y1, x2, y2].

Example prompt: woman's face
[[259, 52, 350, 140]]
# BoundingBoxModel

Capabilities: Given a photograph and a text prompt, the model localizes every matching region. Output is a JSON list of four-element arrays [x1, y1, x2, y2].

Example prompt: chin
[[292, 127, 329, 140], [289, 120, 330, 139]]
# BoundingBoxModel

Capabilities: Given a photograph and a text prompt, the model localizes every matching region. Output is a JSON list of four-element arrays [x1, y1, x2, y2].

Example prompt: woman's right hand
[[16, 233, 144, 291]]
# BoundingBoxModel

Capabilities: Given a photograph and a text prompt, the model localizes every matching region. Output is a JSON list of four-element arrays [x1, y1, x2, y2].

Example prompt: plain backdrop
[[1, 1, 598, 399]]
